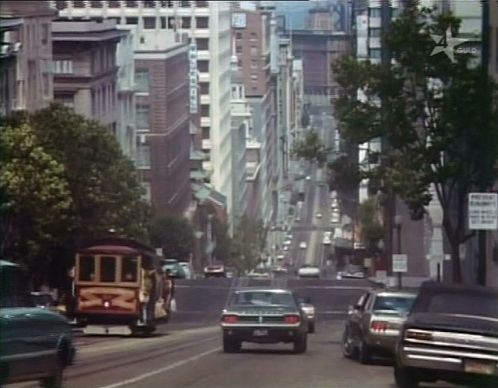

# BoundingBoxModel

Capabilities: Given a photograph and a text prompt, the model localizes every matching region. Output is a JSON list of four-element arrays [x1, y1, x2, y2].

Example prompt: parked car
[[298, 297, 316, 333], [0, 260, 76, 388], [221, 288, 308, 353], [299, 241, 307, 249], [162, 258, 186, 279], [394, 281, 498, 388], [178, 262, 194, 279], [204, 264, 226, 278], [297, 264, 320, 279], [342, 289, 417, 363]]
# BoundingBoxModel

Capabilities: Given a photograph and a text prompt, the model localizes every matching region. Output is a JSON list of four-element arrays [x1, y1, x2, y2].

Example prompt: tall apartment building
[[52, 20, 125, 133], [53, 0, 233, 222], [0, 16, 23, 116], [229, 50, 250, 231], [233, 6, 278, 226], [1, 1, 57, 112]]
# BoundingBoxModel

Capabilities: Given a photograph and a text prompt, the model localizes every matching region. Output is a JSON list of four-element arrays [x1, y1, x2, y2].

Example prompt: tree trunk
[[450, 244, 462, 283]]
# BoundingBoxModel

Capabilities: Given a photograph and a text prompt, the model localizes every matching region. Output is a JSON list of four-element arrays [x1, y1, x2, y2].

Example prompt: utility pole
[[477, 0, 490, 286]]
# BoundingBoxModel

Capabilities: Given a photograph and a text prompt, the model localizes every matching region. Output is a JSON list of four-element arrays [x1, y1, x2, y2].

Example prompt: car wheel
[[223, 337, 241, 353], [358, 338, 372, 364], [308, 322, 315, 334], [40, 361, 63, 388], [342, 328, 356, 359], [394, 364, 419, 388], [293, 333, 307, 353]]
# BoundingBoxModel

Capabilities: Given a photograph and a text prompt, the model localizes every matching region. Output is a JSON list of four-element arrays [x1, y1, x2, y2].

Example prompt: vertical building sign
[[189, 41, 198, 114]]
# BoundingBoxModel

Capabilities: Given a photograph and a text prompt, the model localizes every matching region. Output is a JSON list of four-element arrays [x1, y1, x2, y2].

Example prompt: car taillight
[[222, 314, 239, 324], [405, 329, 433, 341], [370, 321, 389, 333], [284, 315, 300, 324]]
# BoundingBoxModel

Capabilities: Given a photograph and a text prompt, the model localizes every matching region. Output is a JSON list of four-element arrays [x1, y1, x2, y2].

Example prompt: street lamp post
[[394, 215, 402, 289]]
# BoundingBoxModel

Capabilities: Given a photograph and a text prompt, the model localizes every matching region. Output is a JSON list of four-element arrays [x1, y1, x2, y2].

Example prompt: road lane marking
[[95, 347, 222, 388]]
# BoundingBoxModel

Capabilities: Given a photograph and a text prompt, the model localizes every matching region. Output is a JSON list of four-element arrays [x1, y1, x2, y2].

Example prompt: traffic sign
[[468, 192, 498, 230], [392, 254, 408, 273]]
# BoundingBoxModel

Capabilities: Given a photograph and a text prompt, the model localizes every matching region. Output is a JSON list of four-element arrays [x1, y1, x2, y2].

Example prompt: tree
[[230, 216, 266, 272], [334, 5, 498, 282], [0, 104, 150, 285], [358, 198, 384, 251], [149, 216, 194, 261], [291, 130, 329, 166], [0, 123, 72, 282]]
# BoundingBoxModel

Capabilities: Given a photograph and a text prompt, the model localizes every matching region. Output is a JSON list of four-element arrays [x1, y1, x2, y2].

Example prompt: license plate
[[464, 360, 495, 375], [253, 329, 268, 337]]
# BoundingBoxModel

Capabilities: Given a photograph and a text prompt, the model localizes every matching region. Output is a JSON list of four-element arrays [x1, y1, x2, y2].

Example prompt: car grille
[[237, 315, 286, 323]]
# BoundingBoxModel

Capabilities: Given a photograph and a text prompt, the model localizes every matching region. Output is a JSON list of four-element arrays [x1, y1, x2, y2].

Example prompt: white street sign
[[392, 254, 408, 273], [468, 192, 498, 230], [375, 270, 387, 284]]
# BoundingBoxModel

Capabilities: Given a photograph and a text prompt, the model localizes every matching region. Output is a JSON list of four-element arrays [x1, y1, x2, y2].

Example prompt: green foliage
[[0, 104, 150, 283], [291, 130, 329, 166], [333, 5, 498, 282], [328, 154, 361, 193], [229, 216, 266, 272], [149, 216, 194, 260], [358, 198, 384, 248]]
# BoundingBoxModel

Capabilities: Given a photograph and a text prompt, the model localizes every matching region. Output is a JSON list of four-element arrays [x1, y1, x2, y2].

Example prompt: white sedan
[[299, 241, 307, 249]]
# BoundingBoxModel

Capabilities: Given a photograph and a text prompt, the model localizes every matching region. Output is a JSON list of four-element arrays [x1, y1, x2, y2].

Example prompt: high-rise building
[[233, 5, 278, 226], [1, 1, 57, 112], [52, 0, 233, 221]]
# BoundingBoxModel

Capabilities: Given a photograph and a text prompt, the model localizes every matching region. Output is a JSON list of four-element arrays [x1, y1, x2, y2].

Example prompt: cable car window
[[101, 256, 117, 282], [79, 255, 95, 281], [122, 256, 138, 282]]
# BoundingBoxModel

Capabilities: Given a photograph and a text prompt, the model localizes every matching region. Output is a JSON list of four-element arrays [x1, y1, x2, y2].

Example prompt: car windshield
[[425, 293, 498, 318], [373, 295, 416, 313], [230, 291, 296, 307]]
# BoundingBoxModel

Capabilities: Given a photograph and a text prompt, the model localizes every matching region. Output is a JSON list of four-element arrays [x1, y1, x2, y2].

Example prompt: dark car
[[342, 289, 417, 363], [0, 260, 76, 388], [220, 288, 308, 353], [394, 281, 498, 388]]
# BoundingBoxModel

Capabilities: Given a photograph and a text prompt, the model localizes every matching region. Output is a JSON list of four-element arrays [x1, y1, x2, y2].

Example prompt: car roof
[[419, 280, 498, 296], [233, 288, 293, 294], [369, 289, 417, 298]]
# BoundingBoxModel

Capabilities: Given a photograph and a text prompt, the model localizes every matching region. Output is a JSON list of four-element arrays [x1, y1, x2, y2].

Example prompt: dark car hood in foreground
[[225, 305, 299, 315], [406, 312, 498, 337]]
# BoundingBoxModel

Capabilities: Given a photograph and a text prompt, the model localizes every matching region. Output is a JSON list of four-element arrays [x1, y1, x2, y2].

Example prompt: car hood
[[225, 305, 299, 315], [0, 307, 69, 324], [406, 312, 498, 337]]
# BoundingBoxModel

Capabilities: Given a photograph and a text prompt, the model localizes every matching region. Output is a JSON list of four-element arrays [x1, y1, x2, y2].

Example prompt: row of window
[[115, 16, 208, 29], [61, 1, 209, 9], [134, 70, 210, 95]]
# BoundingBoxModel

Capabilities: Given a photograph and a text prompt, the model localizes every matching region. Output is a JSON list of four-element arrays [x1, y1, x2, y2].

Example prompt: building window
[[201, 104, 210, 116], [197, 38, 209, 50], [369, 48, 382, 59], [236, 32, 242, 39], [181, 17, 191, 29], [90, 1, 103, 7], [126, 17, 138, 25], [53, 59, 74, 74], [143, 17, 156, 29], [136, 104, 150, 129], [108, 1, 120, 8], [181, 0, 190, 7], [143, 0, 155, 7], [202, 127, 210, 139], [196, 17, 209, 29], [369, 27, 381, 38], [195, 1, 208, 7], [73, 0, 85, 8], [126, 0, 138, 7], [369, 8, 382, 18], [161, 16, 167, 29], [160, 1, 174, 7], [198, 60, 209, 72], [135, 70, 150, 93], [236, 45, 242, 54], [41, 23, 49, 45], [55, 1, 68, 10], [109, 17, 121, 25], [200, 82, 209, 95]]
